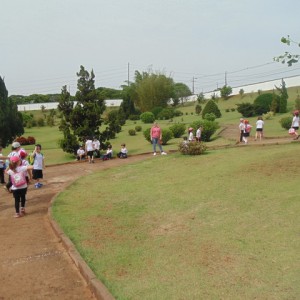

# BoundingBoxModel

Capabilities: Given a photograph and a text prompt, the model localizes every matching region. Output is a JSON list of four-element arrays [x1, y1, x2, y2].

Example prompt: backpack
[[245, 125, 252, 133], [11, 169, 27, 187]]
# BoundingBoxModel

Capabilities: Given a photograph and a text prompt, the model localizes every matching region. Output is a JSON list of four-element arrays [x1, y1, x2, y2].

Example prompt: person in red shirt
[[150, 122, 167, 156]]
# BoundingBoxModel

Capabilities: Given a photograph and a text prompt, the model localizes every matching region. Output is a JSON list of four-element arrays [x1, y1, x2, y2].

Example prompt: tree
[[58, 66, 116, 154], [220, 85, 232, 99], [239, 89, 245, 99], [274, 36, 300, 66], [131, 71, 175, 112], [118, 84, 137, 119], [173, 82, 192, 105], [0, 76, 24, 147], [275, 79, 288, 113], [202, 100, 221, 119]]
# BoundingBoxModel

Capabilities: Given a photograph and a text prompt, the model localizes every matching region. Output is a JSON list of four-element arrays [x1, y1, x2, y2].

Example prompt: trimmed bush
[[254, 93, 280, 115], [236, 103, 255, 118], [15, 136, 36, 145], [203, 113, 216, 121], [190, 120, 219, 142], [279, 116, 292, 129], [178, 141, 207, 155], [128, 114, 140, 121], [202, 100, 221, 119], [135, 125, 142, 132], [151, 107, 163, 118], [140, 112, 155, 124], [157, 108, 174, 120], [128, 129, 136, 136], [169, 123, 186, 138]]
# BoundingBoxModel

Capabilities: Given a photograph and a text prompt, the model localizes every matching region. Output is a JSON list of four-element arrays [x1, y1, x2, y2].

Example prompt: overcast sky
[[1, 0, 300, 96]]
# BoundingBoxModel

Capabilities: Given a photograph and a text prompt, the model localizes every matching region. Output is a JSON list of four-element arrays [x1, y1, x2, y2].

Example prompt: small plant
[[128, 114, 140, 121], [239, 88, 245, 98], [178, 141, 207, 155], [262, 111, 274, 120], [128, 129, 136, 136], [135, 125, 142, 132], [140, 112, 155, 124], [279, 116, 292, 129], [225, 108, 230, 112], [169, 123, 186, 138], [186, 112, 189, 115], [37, 117, 45, 127], [203, 113, 216, 121], [15, 136, 36, 145], [231, 108, 235, 112]]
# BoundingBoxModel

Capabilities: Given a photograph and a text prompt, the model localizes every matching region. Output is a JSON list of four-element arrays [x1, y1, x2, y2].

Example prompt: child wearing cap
[[5, 156, 34, 218]]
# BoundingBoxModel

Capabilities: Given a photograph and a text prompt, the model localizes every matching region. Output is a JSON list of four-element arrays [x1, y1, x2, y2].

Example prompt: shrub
[[279, 116, 292, 129], [157, 108, 174, 120], [143, 128, 151, 143], [151, 107, 163, 118], [190, 120, 219, 142], [169, 123, 186, 138], [27, 136, 36, 144], [140, 112, 155, 124], [135, 125, 142, 132], [128, 129, 136, 136], [231, 108, 235, 112], [37, 117, 45, 127], [195, 104, 202, 115], [178, 141, 207, 155], [202, 100, 221, 119], [203, 113, 216, 121], [262, 111, 274, 120], [254, 93, 280, 115], [173, 110, 183, 117], [128, 114, 140, 121], [15, 136, 36, 145], [220, 85, 232, 99], [225, 108, 230, 112], [236, 103, 255, 117]]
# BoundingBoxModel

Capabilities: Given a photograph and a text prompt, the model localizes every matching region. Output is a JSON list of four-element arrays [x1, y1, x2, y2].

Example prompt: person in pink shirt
[[150, 122, 167, 156]]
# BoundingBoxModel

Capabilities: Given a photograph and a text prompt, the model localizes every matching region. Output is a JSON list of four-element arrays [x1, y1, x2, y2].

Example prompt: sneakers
[[161, 152, 167, 155], [14, 213, 21, 218], [35, 182, 43, 188], [20, 207, 26, 215], [153, 152, 157, 156]]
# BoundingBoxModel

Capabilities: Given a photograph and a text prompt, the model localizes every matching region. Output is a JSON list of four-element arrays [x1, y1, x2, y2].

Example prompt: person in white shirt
[[76, 146, 86, 161], [291, 110, 299, 140], [85, 137, 94, 163], [92, 137, 100, 158], [255, 116, 264, 141], [117, 143, 128, 158], [196, 126, 202, 142], [238, 118, 244, 143], [188, 128, 194, 142], [102, 145, 113, 161]]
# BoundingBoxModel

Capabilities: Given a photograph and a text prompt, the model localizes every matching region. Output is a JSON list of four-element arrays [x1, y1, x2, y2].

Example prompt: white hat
[[12, 142, 21, 149]]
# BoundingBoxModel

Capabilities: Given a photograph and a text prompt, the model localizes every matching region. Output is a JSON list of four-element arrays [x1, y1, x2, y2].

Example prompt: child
[[255, 116, 264, 141], [242, 120, 252, 144], [85, 136, 95, 163], [32, 144, 45, 188], [76, 146, 86, 161], [117, 143, 128, 159], [188, 128, 194, 142], [291, 110, 299, 140], [0, 146, 6, 184], [196, 126, 202, 142], [5, 156, 33, 218], [102, 145, 113, 161], [19, 149, 32, 183]]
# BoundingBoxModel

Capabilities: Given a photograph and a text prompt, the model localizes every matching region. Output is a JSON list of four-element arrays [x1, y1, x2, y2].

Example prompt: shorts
[[256, 128, 263, 132], [87, 151, 94, 158], [243, 132, 250, 137], [32, 169, 43, 180], [292, 126, 299, 130]]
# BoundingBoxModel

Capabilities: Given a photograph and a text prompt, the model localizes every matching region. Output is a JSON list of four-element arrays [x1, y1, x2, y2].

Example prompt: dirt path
[[0, 154, 152, 300], [0, 131, 297, 300]]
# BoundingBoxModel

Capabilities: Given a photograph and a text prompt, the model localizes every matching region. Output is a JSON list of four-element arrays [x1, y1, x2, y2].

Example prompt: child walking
[[6, 156, 33, 218], [32, 144, 45, 188]]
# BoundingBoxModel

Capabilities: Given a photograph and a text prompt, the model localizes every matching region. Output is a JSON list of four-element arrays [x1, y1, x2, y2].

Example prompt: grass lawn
[[52, 143, 300, 299]]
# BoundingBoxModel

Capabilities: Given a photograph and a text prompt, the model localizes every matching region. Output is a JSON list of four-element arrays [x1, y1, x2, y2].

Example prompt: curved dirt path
[[0, 154, 152, 300]]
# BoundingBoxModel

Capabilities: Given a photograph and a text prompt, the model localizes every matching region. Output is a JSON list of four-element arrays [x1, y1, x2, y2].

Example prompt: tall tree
[[58, 66, 117, 154], [174, 83, 192, 105], [0, 76, 24, 147], [132, 71, 175, 112], [275, 79, 288, 113]]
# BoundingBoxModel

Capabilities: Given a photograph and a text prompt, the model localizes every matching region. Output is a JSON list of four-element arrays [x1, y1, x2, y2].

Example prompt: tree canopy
[[58, 66, 121, 154], [0, 76, 24, 147], [274, 36, 300, 66]]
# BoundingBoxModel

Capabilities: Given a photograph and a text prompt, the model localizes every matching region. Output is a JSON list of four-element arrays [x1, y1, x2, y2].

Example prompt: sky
[[1, 0, 300, 96]]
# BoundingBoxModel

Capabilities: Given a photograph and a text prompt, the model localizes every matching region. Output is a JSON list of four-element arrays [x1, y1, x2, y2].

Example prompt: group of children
[[76, 137, 128, 163], [1, 142, 45, 218], [187, 126, 203, 142]]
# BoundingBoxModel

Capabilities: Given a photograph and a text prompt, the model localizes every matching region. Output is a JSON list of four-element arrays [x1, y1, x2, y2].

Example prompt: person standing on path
[[291, 110, 299, 140], [6, 156, 34, 218], [85, 136, 95, 163], [255, 116, 264, 141], [238, 118, 244, 143], [150, 122, 167, 156], [32, 144, 45, 188]]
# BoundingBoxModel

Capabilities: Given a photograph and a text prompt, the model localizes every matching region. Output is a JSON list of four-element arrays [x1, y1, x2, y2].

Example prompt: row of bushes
[[14, 136, 36, 145]]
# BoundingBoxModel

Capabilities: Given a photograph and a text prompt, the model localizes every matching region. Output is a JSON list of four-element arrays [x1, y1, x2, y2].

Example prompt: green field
[[52, 144, 300, 299]]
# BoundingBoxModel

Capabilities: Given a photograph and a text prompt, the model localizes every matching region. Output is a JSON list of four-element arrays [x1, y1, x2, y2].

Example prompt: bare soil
[[0, 130, 297, 299]]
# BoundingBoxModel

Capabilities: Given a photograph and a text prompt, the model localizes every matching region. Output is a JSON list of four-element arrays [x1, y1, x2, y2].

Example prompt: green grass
[[52, 144, 300, 299]]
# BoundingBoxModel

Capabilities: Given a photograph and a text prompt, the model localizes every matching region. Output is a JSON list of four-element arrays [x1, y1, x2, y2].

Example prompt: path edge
[[48, 202, 115, 300]]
